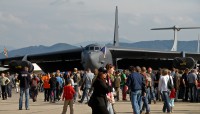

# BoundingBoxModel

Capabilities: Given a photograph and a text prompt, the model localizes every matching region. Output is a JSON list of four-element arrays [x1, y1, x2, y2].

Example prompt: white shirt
[[158, 75, 173, 92]]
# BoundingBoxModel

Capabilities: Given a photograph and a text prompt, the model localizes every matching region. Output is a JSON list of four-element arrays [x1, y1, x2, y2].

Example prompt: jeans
[[50, 88, 56, 102], [107, 102, 114, 114], [169, 98, 175, 107], [150, 87, 156, 101], [146, 87, 151, 103], [1, 85, 7, 99], [197, 89, 200, 102], [131, 90, 142, 114], [74, 85, 78, 102], [161, 91, 170, 113], [44, 88, 50, 101], [19, 87, 29, 109], [142, 96, 150, 113], [80, 87, 90, 102], [7, 84, 12, 97], [188, 83, 197, 102]]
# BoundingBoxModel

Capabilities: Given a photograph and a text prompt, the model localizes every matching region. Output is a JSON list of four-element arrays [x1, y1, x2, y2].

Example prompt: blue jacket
[[126, 72, 145, 92]]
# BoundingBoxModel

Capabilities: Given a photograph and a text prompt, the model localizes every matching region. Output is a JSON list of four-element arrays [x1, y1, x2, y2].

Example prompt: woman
[[0, 73, 10, 100], [106, 64, 116, 114], [158, 69, 173, 113], [90, 67, 110, 114]]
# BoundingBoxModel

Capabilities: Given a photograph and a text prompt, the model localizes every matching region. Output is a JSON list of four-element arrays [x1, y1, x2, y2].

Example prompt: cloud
[[0, 12, 24, 25], [169, 16, 195, 25], [50, 0, 70, 5]]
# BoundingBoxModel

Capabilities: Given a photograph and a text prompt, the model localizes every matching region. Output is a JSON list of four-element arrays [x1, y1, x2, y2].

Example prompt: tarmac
[[0, 91, 200, 114]]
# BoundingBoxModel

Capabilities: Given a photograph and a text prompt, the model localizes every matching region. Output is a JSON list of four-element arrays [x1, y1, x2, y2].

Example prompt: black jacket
[[18, 71, 31, 89], [91, 78, 110, 107]]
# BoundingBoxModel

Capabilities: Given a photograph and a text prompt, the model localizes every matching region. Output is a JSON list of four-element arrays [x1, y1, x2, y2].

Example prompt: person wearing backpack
[[114, 71, 121, 101], [72, 68, 81, 102], [49, 73, 58, 103], [158, 69, 173, 113], [55, 70, 63, 101], [78, 68, 94, 103], [30, 74, 39, 102], [120, 70, 127, 101]]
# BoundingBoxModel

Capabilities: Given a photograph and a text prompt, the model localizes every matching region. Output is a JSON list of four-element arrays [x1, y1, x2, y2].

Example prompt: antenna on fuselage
[[113, 6, 119, 47], [22, 54, 28, 61], [151, 25, 200, 51]]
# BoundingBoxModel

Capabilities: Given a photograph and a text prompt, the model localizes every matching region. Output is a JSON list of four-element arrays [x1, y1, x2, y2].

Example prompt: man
[[79, 68, 94, 103], [6, 72, 13, 98], [18, 67, 31, 110], [126, 66, 146, 114], [181, 68, 190, 101], [55, 70, 64, 101], [42, 73, 51, 102], [140, 67, 151, 114], [147, 67, 156, 104], [187, 69, 198, 102], [120, 70, 127, 100], [72, 68, 81, 102]]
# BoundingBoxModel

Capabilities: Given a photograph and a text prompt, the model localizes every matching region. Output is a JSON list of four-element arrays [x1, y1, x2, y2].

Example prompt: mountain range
[[0, 40, 199, 59]]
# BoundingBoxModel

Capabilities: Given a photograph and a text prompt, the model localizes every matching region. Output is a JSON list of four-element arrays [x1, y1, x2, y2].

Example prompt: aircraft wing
[[185, 52, 200, 61], [108, 47, 200, 69], [108, 47, 183, 59], [0, 48, 83, 72]]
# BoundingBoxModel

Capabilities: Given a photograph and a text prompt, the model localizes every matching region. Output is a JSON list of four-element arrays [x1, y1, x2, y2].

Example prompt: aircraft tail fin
[[113, 6, 119, 47], [198, 34, 200, 53]]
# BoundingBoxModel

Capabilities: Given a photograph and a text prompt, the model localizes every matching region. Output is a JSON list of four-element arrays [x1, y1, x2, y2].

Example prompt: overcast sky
[[0, 0, 200, 49]]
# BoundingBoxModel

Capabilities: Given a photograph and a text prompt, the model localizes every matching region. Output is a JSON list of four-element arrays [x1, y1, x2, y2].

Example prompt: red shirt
[[62, 85, 75, 100], [169, 88, 176, 99]]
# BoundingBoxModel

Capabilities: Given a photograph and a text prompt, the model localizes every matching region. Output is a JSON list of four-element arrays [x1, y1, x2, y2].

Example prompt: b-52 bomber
[[0, 6, 200, 73]]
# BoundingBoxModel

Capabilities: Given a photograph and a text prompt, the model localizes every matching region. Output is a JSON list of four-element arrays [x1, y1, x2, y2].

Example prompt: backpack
[[32, 79, 38, 87], [73, 73, 78, 83], [114, 77, 121, 88], [167, 76, 173, 90]]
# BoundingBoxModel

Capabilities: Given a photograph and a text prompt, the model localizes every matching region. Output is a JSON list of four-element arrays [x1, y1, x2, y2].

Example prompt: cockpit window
[[90, 47, 94, 51], [95, 47, 100, 50], [85, 47, 89, 50]]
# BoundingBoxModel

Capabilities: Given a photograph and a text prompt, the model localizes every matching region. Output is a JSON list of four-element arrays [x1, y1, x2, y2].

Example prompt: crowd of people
[[0, 65, 200, 114]]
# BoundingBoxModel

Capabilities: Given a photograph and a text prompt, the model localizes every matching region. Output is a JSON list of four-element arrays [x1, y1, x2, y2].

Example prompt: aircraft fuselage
[[81, 44, 113, 71]]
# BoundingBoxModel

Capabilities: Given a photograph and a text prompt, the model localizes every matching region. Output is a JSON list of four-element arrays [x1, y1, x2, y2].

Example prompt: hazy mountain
[[120, 40, 199, 52], [74, 38, 132, 47], [0, 40, 199, 59]]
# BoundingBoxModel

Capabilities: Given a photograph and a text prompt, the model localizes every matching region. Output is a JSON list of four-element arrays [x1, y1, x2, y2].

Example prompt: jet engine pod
[[173, 57, 195, 70], [9, 60, 34, 73]]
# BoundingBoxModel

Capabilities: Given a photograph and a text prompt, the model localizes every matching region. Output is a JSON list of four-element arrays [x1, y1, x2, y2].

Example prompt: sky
[[0, 0, 200, 49]]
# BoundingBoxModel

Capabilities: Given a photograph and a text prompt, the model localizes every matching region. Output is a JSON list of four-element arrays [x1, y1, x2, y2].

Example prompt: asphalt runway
[[0, 90, 200, 114]]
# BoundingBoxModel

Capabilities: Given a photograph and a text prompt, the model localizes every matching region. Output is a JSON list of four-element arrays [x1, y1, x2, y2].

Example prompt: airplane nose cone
[[82, 52, 102, 71], [88, 52, 102, 68]]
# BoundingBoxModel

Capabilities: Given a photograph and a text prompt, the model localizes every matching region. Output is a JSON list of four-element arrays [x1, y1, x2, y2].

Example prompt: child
[[169, 88, 176, 113], [61, 80, 75, 114]]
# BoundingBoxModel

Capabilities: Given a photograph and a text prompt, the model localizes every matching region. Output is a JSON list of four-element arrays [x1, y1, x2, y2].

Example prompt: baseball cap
[[98, 67, 107, 73]]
